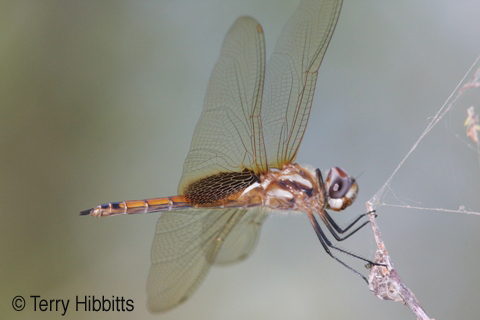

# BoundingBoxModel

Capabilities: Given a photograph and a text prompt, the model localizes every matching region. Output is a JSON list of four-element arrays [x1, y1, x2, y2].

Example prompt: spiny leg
[[318, 210, 371, 242], [316, 168, 327, 210], [307, 211, 374, 283], [323, 210, 375, 234]]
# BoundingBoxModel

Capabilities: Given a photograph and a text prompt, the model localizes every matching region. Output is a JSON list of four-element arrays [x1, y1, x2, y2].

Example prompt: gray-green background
[[2, 1, 480, 319]]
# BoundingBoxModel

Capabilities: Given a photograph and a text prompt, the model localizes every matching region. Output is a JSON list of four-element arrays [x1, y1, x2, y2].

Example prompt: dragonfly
[[81, 0, 373, 313]]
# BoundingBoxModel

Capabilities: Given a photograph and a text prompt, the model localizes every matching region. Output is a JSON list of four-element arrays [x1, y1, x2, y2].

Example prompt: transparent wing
[[215, 207, 268, 265], [147, 208, 258, 312], [178, 17, 267, 194], [262, 0, 343, 168]]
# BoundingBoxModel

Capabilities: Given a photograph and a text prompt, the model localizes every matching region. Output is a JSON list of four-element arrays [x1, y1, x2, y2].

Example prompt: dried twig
[[366, 201, 433, 320]]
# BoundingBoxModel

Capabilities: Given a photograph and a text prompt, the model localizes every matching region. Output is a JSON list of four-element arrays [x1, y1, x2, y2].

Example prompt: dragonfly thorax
[[250, 163, 321, 211], [238, 163, 358, 213]]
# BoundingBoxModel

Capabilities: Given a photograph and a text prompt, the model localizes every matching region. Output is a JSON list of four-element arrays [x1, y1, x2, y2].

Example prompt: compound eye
[[327, 167, 352, 199]]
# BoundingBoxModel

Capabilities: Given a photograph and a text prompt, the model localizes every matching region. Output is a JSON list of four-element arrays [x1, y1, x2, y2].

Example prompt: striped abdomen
[[80, 196, 191, 217], [81, 169, 261, 217]]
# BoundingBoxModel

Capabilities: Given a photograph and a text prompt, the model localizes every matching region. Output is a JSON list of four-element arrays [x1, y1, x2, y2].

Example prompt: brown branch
[[366, 201, 434, 320]]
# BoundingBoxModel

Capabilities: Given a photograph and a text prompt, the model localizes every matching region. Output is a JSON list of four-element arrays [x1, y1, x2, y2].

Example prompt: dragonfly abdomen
[[80, 195, 191, 217]]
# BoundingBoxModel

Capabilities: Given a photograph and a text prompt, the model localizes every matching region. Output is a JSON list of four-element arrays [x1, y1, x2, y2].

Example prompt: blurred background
[[2, 0, 480, 319]]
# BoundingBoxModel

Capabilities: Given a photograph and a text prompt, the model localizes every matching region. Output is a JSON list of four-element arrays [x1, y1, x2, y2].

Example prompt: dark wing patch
[[184, 169, 260, 205]]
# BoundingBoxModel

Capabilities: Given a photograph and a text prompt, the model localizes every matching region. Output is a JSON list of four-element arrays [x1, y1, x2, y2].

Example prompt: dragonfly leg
[[315, 168, 328, 209], [324, 210, 376, 234], [318, 210, 374, 242], [307, 210, 377, 283]]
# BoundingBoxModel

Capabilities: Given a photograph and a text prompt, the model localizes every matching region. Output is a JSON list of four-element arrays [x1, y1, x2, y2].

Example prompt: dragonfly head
[[324, 167, 358, 212]]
